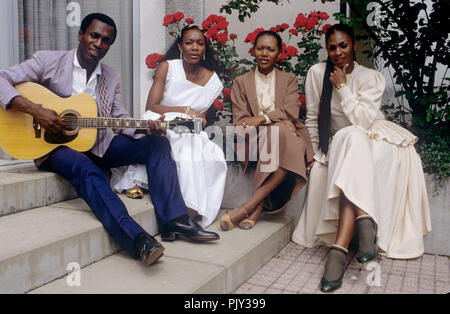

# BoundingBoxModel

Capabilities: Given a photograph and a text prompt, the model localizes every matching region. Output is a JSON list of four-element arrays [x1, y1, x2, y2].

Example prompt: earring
[[180, 51, 183, 59], [203, 52, 206, 61]]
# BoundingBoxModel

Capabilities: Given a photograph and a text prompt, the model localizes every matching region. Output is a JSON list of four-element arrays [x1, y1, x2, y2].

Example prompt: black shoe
[[161, 214, 220, 242], [135, 233, 165, 266]]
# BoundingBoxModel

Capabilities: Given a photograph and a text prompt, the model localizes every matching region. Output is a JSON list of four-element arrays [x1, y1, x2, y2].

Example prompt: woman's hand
[[330, 64, 349, 89], [306, 161, 315, 176], [240, 116, 266, 129], [280, 120, 297, 136]]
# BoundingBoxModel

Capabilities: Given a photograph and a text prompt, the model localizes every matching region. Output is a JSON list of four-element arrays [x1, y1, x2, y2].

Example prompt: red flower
[[322, 24, 332, 34], [309, 12, 319, 18], [245, 28, 265, 44], [173, 11, 184, 22], [294, 14, 308, 29], [163, 14, 175, 27], [216, 32, 228, 45], [230, 33, 238, 40], [319, 12, 329, 20], [289, 29, 299, 36], [213, 99, 224, 111], [299, 94, 306, 106], [185, 18, 195, 24], [278, 52, 288, 63], [280, 23, 290, 30], [286, 45, 298, 57], [223, 88, 231, 100], [305, 16, 319, 31], [146, 53, 164, 69], [249, 47, 255, 56]]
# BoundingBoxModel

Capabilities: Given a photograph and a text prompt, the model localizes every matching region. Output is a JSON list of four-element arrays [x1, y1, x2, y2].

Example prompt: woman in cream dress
[[291, 24, 431, 292], [111, 26, 227, 228]]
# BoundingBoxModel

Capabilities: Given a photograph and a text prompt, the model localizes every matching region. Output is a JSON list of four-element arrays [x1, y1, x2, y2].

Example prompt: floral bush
[[145, 11, 332, 120]]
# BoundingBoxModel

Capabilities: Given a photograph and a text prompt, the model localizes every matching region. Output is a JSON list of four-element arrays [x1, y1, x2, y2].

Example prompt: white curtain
[[17, 0, 134, 113]]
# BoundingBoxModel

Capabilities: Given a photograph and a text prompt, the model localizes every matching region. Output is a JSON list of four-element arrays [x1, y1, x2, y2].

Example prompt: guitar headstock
[[168, 117, 203, 134]]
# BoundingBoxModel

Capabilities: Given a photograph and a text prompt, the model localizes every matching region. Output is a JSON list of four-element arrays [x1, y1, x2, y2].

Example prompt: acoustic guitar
[[0, 82, 202, 160]]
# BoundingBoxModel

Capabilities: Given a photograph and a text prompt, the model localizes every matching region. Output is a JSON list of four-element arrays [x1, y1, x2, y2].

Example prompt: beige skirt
[[292, 120, 432, 259]]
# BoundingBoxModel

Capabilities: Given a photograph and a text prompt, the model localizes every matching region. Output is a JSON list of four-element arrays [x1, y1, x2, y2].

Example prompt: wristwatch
[[336, 83, 347, 91]]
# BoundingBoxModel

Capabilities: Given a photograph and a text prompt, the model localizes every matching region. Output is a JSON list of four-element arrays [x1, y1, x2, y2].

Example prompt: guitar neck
[[68, 117, 169, 130]]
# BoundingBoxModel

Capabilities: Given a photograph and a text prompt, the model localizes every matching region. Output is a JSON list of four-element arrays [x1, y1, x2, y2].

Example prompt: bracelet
[[335, 83, 347, 91], [185, 106, 191, 115]]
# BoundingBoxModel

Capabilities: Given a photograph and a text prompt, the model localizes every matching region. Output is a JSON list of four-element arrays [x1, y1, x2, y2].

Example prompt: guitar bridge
[[33, 118, 42, 138], [193, 118, 203, 134]]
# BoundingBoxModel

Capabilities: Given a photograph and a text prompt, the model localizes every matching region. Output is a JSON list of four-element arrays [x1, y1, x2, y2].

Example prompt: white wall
[[205, 0, 341, 61], [135, 0, 166, 118], [0, 0, 19, 69]]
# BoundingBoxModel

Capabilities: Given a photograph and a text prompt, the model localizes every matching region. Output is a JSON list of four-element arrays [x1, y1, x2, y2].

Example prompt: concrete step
[[0, 161, 77, 217], [29, 211, 294, 294], [0, 195, 158, 294]]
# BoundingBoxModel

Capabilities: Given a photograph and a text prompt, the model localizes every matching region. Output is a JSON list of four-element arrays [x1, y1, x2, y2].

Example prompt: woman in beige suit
[[291, 24, 431, 292], [222, 30, 314, 231]]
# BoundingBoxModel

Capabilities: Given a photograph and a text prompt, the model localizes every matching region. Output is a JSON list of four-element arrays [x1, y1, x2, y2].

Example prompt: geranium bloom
[[163, 14, 175, 27], [294, 14, 308, 29], [245, 28, 265, 44], [216, 32, 228, 45], [223, 88, 231, 100], [322, 23, 332, 34], [146, 53, 164, 69], [305, 16, 319, 31], [286, 45, 298, 57], [213, 99, 225, 110], [319, 12, 329, 20], [278, 52, 288, 63], [173, 11, 184, 22], [280, 23, 290, 30], [289, 29, 299, 36], [185, 18, 195, 24], [299, 94, 306, 106], [230, 33, 238, 40]]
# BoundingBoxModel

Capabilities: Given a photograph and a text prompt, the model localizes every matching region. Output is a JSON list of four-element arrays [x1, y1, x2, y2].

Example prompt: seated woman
[[111, 25, 227, 228], [222, 30, 314, 231], [291, 24, 432, 292]]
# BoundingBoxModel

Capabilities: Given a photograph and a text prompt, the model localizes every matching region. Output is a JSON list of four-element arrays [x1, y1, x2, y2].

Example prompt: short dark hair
[[253, 30, 283, 51], [80, 13, 118, 44]]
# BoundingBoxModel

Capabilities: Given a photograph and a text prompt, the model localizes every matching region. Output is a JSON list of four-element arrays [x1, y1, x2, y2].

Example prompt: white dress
[[292, 62, 432, 259], [110, 59, 227, 228]]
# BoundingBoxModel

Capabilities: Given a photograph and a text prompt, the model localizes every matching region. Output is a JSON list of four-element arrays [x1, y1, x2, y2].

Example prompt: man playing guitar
[[0, 13, 219, 267]]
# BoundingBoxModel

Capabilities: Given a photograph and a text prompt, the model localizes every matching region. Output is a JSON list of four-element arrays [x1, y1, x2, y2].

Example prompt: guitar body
[[0, 82, 97, 160]]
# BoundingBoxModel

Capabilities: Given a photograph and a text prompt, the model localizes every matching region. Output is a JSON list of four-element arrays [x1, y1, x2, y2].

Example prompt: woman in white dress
[[111, 25, 227, 228], [291, 24, 431, 292]]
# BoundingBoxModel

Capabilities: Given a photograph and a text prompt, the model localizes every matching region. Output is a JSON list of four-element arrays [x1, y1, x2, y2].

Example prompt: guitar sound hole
[[62, 113, 78, 132]]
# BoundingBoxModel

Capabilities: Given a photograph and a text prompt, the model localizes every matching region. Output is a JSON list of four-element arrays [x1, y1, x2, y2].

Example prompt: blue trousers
[[42, 134, 187, 258]]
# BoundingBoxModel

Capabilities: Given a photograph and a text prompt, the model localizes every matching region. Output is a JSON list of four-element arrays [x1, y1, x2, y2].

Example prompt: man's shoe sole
[[141, 246, 165, 266], [161, 232, 219, 242]]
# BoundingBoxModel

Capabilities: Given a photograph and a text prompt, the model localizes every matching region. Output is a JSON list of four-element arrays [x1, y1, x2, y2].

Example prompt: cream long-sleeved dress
[[292, 62, 432, 259]]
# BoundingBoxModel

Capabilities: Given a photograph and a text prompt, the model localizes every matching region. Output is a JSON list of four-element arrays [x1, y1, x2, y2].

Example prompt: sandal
[[220, 205, 249, 231], [239, 205, 263, 230], [125, 186, 144, 199]]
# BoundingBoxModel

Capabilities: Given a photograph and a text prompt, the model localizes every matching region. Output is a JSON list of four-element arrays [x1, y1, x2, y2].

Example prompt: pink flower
[[213, 99, 225, 111], [185, 18, 195, 24], [146, 53, 164, 69]]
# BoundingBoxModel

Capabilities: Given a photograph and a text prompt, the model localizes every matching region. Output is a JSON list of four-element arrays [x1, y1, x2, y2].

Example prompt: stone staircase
[[0, 161, 298, 294], [0, 159, 448, 294]]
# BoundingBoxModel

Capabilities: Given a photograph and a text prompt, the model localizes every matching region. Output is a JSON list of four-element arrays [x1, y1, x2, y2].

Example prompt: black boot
[[161, 214, 220, 242], [135, 233, 165, 266]]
